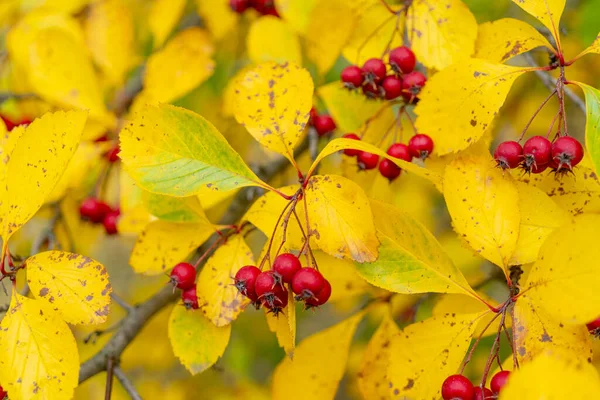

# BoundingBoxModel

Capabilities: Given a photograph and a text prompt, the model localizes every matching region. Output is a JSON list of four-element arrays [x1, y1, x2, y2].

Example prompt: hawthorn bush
[[0, 0, 600, 399]]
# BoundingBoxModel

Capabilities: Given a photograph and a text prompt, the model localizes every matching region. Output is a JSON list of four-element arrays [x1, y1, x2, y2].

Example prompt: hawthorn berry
[[473, 386, 493, 400], [292, 267, 325, 300], [408, 134, 434, 159], [551, 136, 584, 172], [305, 279, 332, 307], [490, 370, 510, 394], [313, 114, 336, 136], [79, 198, 112, 223], [531, 162, 549, 174], [379, 159, 401, 181], [103, 209, 120, 235], [362, 82, 382, 99], [341, 65, 364, 89], [0, 385, 6, 399], [234, 265, 261, 301], [522, 135, 552, 172], [362, 58, 387, 83], [494, 141, 523, 169], [441, 374, 474, 400], [382, 75, 403, 100], [106, 144, 120, 163], [272, 253, 301, 283], [262, 285, 288, 316], [401, 71, 427, 103], [357, 151, 380, 170], [387, 143, 412, 161], [586, 317, 600, 332], [389, 46, 416, 74], [169, 262, 196, 290], [229, 0, 249, 13], [181, 286, 199, 310], [252, 0, 278, 16], [310, 107, 318, 122], [341, 133, 361, 156], [256, 271, 287, 311]]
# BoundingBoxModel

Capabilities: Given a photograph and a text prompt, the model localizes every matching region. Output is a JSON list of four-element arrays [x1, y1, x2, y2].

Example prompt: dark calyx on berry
[[441, 374, 474, 400], [181, 286, 199, 310], [341, 65, 364, 89], [234, 265, 261, 301], [522, 135, 551, 173], [272, 253, 301, 284], [170, 262, 196, 290], [551, 136, 584, 173], [408, 134, 434, 159], [401, 71, 427, 103], [389, 46, 416, 74], [494, 141, 523, 169], [305, 279, 331, 308], [341, 133, 361, 156], [256, 271, 287, 315], [362, 58, 387, 84]]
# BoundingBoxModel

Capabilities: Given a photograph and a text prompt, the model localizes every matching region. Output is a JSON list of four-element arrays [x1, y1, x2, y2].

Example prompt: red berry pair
[[169, 262, 198, 309], [310, 107, 337, 136], [79, 197, 120, 235], [441, 371, 510, 400], [229, 0, 279, 17]]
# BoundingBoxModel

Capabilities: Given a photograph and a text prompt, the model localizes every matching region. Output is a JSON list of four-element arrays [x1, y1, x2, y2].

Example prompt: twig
[[0, 92, 37, 104], [105, 358, 115, 400], [110, 293, 134, 313], [113, 366, 143, 400], [0, 303, 8, 313]]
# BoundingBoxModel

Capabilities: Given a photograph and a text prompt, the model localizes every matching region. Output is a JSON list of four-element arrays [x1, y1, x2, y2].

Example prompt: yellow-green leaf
[[415, 60, 528, 155], [0, 294, 79, 400], [305, 174, 379, 262], [265, 288, 296, 357], [144, 27, 215, 104], [275, 0, 319, 35], [524, 214, 600, 324], [474, 18, 554, 63], [148, 0, 186, 48], [272, 312, 364, 399], [443, 155, 520, 271], [143, 192, 210, 223], [197, 235, 255, 326], [26, 251, 111, 325], [572, 82, 600, 175], [168, 305, 231, 374], [233, 62, 313, 161], [129, 220, 214, 275], [388, 312, 481, 399], [500, 353, 600, 399], [433, 294, 501, 337], [247, 16, 302, 65], [511, 0, 565, 50], [120, 104, 267, 196], [193, 0, 238, 40]]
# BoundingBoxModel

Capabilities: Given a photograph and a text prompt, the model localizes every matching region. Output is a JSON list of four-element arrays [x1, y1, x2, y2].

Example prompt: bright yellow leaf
[[500, 353, 600, 399], [272, 312, 364, 399], [118, 169, 152, 234], [443, 155, 520, 271], [19, 0, 90, 14], [511, 0, 565, 50], [0, 294, 79, 400], [148, 0, 186, 48], [193, 0, 238, 40], [26, 251, 112, 325], [233, 62, 313, 162], [197, 235, 255, 326], [572, 82, 600, 175], [247, 16, 302, 65], [274, 0, 318, 34], [415, 60, 528, 155], [433, 294, 502, 337], [168, 305, 231, 374], [388, 312, 482, 399], [143, 192, 210, 223], [475, 18, 554, 63], [265, 288, 296, 357], [129, 220, 214, 275], [313, 251, 370, 302], [305, 174, 379, 262]]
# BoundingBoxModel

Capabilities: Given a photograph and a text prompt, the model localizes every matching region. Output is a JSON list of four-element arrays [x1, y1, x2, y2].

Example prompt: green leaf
[[572, 82, 600, 175], [143, 191, 210, 223]]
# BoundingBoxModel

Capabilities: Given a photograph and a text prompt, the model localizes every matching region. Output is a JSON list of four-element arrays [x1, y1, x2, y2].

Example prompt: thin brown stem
[[460, 312, 501, 374], [105, 358, 115, 400], [481, 310, 507, 386], [517, 89, 557, 142]]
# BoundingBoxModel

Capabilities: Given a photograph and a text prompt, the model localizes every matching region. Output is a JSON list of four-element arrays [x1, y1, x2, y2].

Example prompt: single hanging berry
[[401, 71, 427, 103], [441, 374, 474, 400], [494, 141, 523, 169], [387, 143, 412, 162], [408, 134, 434, 159], [255, 271, 286, 305], [379, 159, 401, 181], [169, 262, 196, 290], [362, 58, 387, 84], [291, 267, 325, 300], [341, 65, 364, 89], [473, 386, 493, 400], [272, 253, 301, 284], [341, 133, 361, 156], [305, 279, 332, 307], [357, 151, 380, 170], [234, 265, 261, 301], [229, 0, 249, 13], [79, 198, 112, 223], [313, 114, 336, 136], [103, 208, 120, 235], [522, 135, 552, 172], [181, 286, 199, 309], [551, 136, 584, 172], [389, 46, 416, 74], [490, 370, 511, 394], [382, 75, 403, 100]]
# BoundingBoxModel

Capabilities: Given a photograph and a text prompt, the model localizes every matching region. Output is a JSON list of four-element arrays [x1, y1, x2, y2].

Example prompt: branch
[[113, 366, 142, 400]]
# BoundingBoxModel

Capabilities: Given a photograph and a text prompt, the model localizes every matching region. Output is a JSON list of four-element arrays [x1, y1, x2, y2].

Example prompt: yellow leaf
[[143, 192, 210, 223], [524, 214, 600, 324], [274, 0, 318, 34], [129, 220, 214, 275], [193, 0, 238, 40], [415, 60, 528, 155], [575, 33, 600, 59], [572, 82, 600, 175], [357, 312, 399, 400], [443, 155, 520, 271], [144, 27, 215, 104], [19, 0, 90, 14], [120, 104, 268, 196], [305, 174, 379, 262], [0, 110, 86, 249], [0, 294, 79, 400], [433, 294, 502, 337], [118, 169, 152, 234], [168, 305, 231, 374], [233, 62, 313, 161], [272, 312, 364, 400], [265, 288, 296, 357], [388, 312, 482, 399], [247, 16, 302, 65], [475, 18, 554, 63], [313, 251, 369, 301], [26, 251, 112, 325], [500, 353, 600, 399], [511, 0, 565, 50], [197, 235, 255, 326], [148, 0, 186, 48], [318, 82, 384, 132]]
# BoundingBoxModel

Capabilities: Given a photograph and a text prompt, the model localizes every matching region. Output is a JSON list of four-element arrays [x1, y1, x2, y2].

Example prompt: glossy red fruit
[[494, 141, 523, 169], [256, 271, 287, 312], [103, 209, 120, 235], [229, 0, 249, 13], [305, 279, 331, 307], [79, 198, 112, 223], [441, 375, 474, 400], [531, 162, 549, 174], [251, 0, 276, 15], [181, 286, 199, 309], [106, 144, 120, 162], [473, 386, 493, 400], [341, 65, 364, 89], [379, 159, 401, 180], [522, 135, 552, 172], [310, 107, 318, 122], [387, 143, 412, 161], [313, 115, 336, 136], [551, 136, 584, 171], [401, 71, 427, 102], [382, 75, 403, 100], [273, 253, 301, 284], [234, 265, 261, 301], [0, 385, 6, 399], [170, 262, 196, 290], [362, 58, 387, 83], [389, 46, 416, 74], [342, 133, 361, 156], [490, 370, 511, 394], [292, 268, 325, 299], [362, 82, 382, 99], [408, 134, 434, 159], [357, 151, 380, 170], [587, 317, 600, 332]]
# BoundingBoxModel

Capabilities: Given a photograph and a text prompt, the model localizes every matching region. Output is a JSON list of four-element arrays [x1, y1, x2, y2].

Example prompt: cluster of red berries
[[494, 135, 584, 174], [79, 198, 120, 235], [341, 46, 427, 102], [341, 133, 434, 181], [309, 108, 337, 136], [442, 371, 510, 400], [234, 253, 331, 316], [229, 0, 279, 16], [169, 262, 198, 309], [1, 114, 31, 131]]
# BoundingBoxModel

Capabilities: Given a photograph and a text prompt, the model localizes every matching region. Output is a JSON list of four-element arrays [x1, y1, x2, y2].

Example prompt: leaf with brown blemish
[[510, 0, 565, 49]]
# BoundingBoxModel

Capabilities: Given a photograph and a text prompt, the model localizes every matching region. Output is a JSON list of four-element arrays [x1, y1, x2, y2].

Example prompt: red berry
[[490, 370, 510, 394], [234, 265, 261, 301], [389, 46, 416, 74], [229, 0, 249, 13], [494, 141, 523, 169], [256, 271, 287, 312], [310, 107, 318, 122], [362, 58, 387, 83], [1, 115, 16, 131], [401, 71, 427, 103], [382, 75, 403, 100], [387, 143, 412, 161], [531, 162, 549, 174], [291, 267, 325, 299], [0, 384, 7, 399], [473, 386, 493, 400], [181, 286, 199, 309], [106, 144, 120, 163], [379, 159, 401, 181], [341, 65, 364, 89], [441, 375, 474, 400], [305, 279, 331, 307], [79, 198, 111, 223], [357, 151, 380, 170], [94, 134, 109, 142], [170, 262, 196, 290], [103, 209, 120, 235], [408, 134, 434, 159], [313, 115, 336, 136], [342, 133, 361, 156], [272, 253, 301, 284], [362, 82, 382, 99], [522, 135, 552, 172], [587, 317, 600, 332], [251, 0, 278, 16], [551, 136, 584, 172]]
